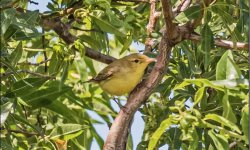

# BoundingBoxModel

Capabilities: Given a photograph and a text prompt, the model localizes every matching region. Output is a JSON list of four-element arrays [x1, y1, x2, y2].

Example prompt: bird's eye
[[134, 59, 139, 63]]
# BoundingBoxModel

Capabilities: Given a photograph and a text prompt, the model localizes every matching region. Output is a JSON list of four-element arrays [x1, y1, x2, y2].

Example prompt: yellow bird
[[87, 53, 156, 96]]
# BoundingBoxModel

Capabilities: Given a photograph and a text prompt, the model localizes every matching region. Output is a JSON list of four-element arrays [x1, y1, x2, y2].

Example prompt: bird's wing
[[90, 65, 117, 82]]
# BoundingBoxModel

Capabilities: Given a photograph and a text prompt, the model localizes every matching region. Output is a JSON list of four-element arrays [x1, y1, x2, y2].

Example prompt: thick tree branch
[[103, 30, 171, 150], [104, 0, 178, 149], [161, 0, 179, 44]]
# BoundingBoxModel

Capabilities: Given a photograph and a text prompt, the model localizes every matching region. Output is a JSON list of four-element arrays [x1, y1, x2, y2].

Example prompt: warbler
[[86, 53, 156, 96]]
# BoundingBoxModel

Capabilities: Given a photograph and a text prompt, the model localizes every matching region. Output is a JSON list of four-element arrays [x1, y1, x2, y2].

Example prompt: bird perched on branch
[[86, 53, 157, 96]]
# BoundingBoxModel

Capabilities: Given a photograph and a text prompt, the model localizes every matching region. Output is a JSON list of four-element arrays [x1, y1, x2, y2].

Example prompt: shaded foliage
[[0, 0, 248, 149]]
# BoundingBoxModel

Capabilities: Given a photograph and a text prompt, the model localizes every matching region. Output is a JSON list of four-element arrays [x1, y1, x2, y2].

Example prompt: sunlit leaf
[[91, 15, 125, 37], [241, 104, 249, 143], [201, 24, 214, 71], [204, 114, 241, 133], [50, 124, 88, 140], [216, 51, 241, 80], [208, 130, 229, 150], [175, 5, 201, 23], [222, 91, 237, 123], [0, 102, 13, 125], [148, 117, 173, 150]]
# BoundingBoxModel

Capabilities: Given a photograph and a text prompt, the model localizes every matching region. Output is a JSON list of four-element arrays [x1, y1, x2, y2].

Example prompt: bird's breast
[[99, 70, 144, 96]]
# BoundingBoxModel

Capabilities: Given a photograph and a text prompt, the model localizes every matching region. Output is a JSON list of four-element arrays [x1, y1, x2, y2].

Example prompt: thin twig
[[145, 0, 161, 52], [41, 18, 116, 64], [0, 70, 55, 79], [7, 129, 39, 136], [189, 33, 249, 50], [71, 26, 103, 33], [173, 0, 191, 15], [17, 59, 51, 66], [229, 141, 237, 149], [28, 0, 39, 5], [42, 28, 48, 73]]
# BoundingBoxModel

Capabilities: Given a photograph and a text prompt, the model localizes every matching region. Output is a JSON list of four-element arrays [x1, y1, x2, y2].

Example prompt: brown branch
[[161, 0, 179, 44], [0, 70, 55, 79], [104, 0, 178, 149], [145, 0, 161, 52], [41, 18, 116, 64], [173, 0, 191, 15], [104, 30, 171, 150], [188, 34, 249, 50]]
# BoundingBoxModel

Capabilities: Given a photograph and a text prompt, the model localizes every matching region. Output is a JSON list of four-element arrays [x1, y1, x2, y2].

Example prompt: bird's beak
[[146, 58, 157, 63]]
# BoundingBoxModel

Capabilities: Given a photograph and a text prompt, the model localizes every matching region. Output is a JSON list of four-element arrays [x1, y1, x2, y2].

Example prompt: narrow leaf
[[175, 5, 201, 23], [201, 24, 214, 71], [204, 114, 241, 133], [148, 117, 172, 150], [0, 102, 13, 125], [216, 51, 241, 80], [222, 91, 237, 123], [208, 130, 229, 150], [91, 15, 125, 37]]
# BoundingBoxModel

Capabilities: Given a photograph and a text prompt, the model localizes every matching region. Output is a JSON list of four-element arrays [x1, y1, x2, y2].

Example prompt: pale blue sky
[[28, 1, 168, 149]]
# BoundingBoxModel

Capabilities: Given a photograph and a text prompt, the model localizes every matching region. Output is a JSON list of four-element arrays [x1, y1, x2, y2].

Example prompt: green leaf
[[174, 79, 224, 91], [90, 125, 104, 148], [49, 53, 62, 75], [175, 5, 201, 23], [0, 102, 13, 125], [193, 87, 207, 107], [45, 100, 77, 122], [21, 85, 71, 109], [12, 114, 42, 134], [188, 129, 198, 150], [50, 124, 88, 140], [12, 78, 48, 97], [148, 117, 173, 150], [79, 35, 101, 50], [241, 104, 249, 143], [9, 42, 23, 66], [84, 57, 96, 75], [106, 9, 123, 27], [120, 36, 132, 55], [1, 17, 12, 35], [222, 91, 237, 123], [126, 133, 133, 150], [204, 114, 241, 133], [91, 15, 125, 37], [4, 24, 19, 41], [74, 39, 86, 57], [216, 51, 241, 80], [165, 128, 182, 150], [201, 24, 214, 71], [212, 79, 249, 89], [60, 61, 69, 91], [208, 130, 229, 150]]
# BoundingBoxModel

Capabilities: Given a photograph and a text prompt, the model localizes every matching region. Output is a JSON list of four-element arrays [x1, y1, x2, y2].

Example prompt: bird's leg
[[112, 97, 124, 108], [112, 97, 129, 113]]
